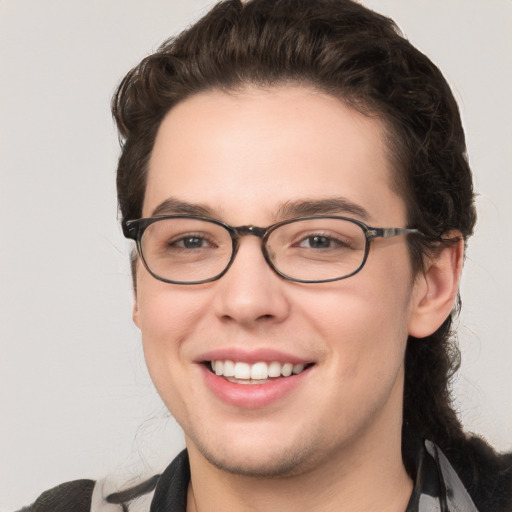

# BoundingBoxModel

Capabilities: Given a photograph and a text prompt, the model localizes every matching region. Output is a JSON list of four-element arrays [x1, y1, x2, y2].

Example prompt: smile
[[210, 360, 309, 384], [202, 358, 314, 408]]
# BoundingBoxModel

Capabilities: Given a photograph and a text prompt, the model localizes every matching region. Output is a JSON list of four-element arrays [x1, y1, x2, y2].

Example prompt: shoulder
[[99, 450, 189, 511], [17, 479, 95, 512], [404, 433, 512, 512], [19, 450, 190, 512], [20, 475, 159, 512], [444, 436, 512, 512]]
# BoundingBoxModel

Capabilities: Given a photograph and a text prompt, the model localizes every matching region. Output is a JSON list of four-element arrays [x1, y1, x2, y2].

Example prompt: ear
[[131, 254, 141, 328], [408, 232, 464, 338], [132, 290, 141, 328]]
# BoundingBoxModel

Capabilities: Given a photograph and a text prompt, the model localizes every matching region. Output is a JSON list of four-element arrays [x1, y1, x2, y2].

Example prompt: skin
[[133, 86, 462, 511]]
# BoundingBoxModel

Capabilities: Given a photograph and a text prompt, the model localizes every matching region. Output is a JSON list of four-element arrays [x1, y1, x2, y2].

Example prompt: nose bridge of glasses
[[228, 225, 276, 277], [233, 225, 267, 239]]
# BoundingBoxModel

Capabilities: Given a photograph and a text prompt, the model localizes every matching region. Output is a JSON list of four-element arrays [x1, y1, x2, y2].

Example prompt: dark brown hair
[[112, 0, 510, 507]]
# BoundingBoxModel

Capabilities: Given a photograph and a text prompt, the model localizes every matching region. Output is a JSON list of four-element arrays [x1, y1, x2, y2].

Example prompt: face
[[134, 86, 420, 477]]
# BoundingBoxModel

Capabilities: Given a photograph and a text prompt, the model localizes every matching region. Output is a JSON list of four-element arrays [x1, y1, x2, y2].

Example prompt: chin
[[190, 429, 321, 478]]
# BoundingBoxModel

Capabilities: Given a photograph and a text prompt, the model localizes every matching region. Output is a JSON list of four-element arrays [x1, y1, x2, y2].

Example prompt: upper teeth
[[211, 360, 305, 380]]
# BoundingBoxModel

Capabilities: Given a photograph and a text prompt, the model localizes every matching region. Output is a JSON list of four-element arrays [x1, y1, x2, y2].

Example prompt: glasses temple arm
[[368, 227, 422, 240]]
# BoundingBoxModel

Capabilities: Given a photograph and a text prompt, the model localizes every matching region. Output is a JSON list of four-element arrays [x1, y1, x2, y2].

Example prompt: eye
[[297, 234, 350, 250], [166, 233, 217, 250], [299, 235, 332, 249], [173, 236, 210, 249]]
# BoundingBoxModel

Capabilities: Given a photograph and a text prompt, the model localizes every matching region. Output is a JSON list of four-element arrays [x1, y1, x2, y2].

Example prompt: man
[[21, 0, 511, 511]]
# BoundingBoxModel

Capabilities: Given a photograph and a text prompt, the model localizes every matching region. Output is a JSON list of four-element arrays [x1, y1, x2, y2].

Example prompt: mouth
[[206, 360, 315, 385]]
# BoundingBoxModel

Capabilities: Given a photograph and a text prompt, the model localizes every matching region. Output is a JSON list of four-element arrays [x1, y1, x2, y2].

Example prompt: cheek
[[298, 260, 413, 374], [136, 270, 207, 332], [135, 276, 210, 378]]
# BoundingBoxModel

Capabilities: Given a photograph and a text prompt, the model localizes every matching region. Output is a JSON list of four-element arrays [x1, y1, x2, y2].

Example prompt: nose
[[212, 236, 291, 328]]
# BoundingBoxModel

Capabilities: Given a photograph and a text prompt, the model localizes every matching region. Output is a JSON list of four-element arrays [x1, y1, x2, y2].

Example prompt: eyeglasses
[[123, 215, 421, 285]]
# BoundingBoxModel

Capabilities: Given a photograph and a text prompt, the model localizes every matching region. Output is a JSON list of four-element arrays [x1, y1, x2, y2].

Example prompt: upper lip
[[196, 348, 313, 365]]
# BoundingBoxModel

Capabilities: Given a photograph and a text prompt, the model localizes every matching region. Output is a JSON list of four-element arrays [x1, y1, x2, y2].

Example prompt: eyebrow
[[150, 196, 370, 222], [151, 198, 219, 218], [276, 197, 370, 221]]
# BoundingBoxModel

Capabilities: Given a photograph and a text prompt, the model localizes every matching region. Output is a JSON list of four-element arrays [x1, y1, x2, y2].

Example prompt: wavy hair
[[112, 1, 510, 507]]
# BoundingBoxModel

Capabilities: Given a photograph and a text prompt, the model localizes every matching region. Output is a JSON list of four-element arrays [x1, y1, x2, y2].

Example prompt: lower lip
[[201, 365, 312, 409]]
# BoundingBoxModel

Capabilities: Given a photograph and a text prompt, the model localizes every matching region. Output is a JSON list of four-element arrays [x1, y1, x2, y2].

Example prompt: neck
[[185, 422, 413, 512]]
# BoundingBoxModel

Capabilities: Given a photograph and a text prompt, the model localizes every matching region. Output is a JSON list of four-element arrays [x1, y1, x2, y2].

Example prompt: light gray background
[[0, 1, 510, 509]]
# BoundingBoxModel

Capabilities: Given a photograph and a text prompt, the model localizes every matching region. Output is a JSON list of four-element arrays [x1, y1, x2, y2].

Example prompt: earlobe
[[131, 258, 141, 328], [132, 290, 141, 329], [408, 233, 464, 338]]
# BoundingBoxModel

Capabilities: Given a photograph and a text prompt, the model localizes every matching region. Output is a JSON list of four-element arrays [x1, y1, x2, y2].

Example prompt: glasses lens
[[267, 218, 367, 282], [140, 218, 232, 283]]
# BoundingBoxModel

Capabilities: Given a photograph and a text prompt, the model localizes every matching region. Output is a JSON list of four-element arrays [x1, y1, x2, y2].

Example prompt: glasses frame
[[123, 215, 421, 285]]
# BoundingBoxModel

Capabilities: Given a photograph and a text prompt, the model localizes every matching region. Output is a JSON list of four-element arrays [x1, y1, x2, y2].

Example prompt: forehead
[[144, 85, 405, 224]]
